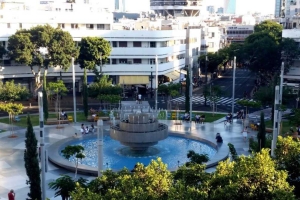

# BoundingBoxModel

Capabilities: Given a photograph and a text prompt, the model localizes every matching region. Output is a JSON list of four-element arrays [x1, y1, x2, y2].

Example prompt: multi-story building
[[0, 3, 201, 92], [150, 0, 203, 17], [224, 0, 236, 14], [200, 27, 225, 55], [226, 25, 254, 43]]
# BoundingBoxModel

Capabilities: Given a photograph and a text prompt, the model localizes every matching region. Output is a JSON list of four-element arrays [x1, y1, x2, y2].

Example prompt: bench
[[45, 118, 69, 125], [265, 128, 273, 133], [87, 116, 110, 122]]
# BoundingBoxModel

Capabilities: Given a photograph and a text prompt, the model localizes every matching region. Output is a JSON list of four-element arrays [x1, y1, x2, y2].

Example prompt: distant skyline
[[124, 0, 275, 15]]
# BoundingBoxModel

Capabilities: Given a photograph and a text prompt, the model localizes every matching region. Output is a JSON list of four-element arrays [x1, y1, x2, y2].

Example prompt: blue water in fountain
[[64, 135, 217, 170]]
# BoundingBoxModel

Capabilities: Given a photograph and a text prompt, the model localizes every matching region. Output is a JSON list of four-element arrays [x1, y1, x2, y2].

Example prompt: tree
[[254, 20, 283, 43], [236, 99, 261, 117], [61, 145, 85, 178], [97, 94, 121, 110], [48, 175, 87, 200], [281, 38, 300, 71], [185, 150, 209, 167], [208, 85, 222, 114], [48, 80, 68, 121], [185, 69, 190, 113], [7, 25, 78, 90], [227, 143, 238, 161], [24, 115, 41, 200], [0, 102, 23, 137], [257, 112, 266, 151], [275, 136, 300, 198], [78, 37, 112, 76], [82, 68, 88, 118], [157, 83, 181, 97], [42, 72, 49, 121], [88, 75, 122, 98], [208, 149, 295, 200], [0, 80, 29, 102]]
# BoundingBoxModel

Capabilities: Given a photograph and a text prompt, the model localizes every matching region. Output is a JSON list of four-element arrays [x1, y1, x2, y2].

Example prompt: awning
[[119, 76, 149, 85], [175, 69, 187, 75], [164, 71, 180, 80]]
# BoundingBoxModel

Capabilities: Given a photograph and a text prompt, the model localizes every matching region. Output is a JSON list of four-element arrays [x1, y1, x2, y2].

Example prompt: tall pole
[[72, 57, 77, 123], [150, 67, 153, 99], [204, 55, 208, 106], [277, 62, 284, 136], [189, 57, 193, 123], [231, 56, 236, 114], [155, 55, 158, 111], [99, 52, 103, 74], [97, 119, 103, 177], [38, 92, 46, 200], [271, 86, 280, 157]]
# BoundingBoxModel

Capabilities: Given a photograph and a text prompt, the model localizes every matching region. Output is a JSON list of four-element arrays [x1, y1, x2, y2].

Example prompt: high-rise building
[[207, 6, 215, 14], [217, 7, 224, 14], [115, 0, 119, 10], [224, 0, 236, 14], [150, 0, 203, 17]]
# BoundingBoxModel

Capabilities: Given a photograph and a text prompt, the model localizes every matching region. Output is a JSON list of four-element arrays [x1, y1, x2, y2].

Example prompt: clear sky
[[125, 0, 275, 15]]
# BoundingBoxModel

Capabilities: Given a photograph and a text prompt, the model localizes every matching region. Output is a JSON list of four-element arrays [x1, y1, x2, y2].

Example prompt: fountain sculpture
[[110, 101, 168, 152]]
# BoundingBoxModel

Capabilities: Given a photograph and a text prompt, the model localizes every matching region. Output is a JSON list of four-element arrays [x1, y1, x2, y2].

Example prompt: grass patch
[[265, 120, 292, 135], [0, 112, 88, 127], [158, 111, 226, 122]]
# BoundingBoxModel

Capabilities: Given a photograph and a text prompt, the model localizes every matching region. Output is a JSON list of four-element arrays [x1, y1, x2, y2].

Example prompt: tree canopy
[[78, 37, 111, 74], [0, 80, 29, 101], [7, 25, 79, 88]]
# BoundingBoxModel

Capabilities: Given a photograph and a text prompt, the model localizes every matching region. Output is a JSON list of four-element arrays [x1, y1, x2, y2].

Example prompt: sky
[[125, 0, 275, 15]]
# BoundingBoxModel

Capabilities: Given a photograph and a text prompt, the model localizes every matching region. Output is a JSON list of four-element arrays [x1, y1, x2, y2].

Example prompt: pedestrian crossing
[[169, 95, 253, 107]]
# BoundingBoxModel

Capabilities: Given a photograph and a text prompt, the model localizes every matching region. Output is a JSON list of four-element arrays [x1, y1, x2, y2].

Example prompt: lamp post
[[99, 52, 103, 74], [72, 57, 77, 123], [150, 66, 153, 99], [271, 86, 280, 157], [38, 92, 46, 200], [277, 62, 284, 137], [155, 55, 158, 111], [189, 57, 193, 123], [97, 119, 103, 177], [231, 56, 236, 114], [204, 55, 208, 106]]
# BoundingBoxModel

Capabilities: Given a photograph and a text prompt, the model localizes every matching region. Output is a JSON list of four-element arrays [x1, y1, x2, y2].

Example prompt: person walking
[[216, 133, 223, 143], [8, 189, 15, 200], [242, 126, 248, 142]]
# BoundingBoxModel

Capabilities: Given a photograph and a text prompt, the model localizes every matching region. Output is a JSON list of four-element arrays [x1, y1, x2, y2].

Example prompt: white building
[[0, 5, 201, 91], [201, 26, 225, 55], [226, 25, 254, 43]]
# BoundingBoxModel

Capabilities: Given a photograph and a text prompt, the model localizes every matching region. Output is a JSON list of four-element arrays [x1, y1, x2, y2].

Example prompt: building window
[[86, 24, 94, 29], [58, 23, 65, 28], [97, 24, 105, 30], [133, 59, 142, 64], [119, 59, 127, 63], [71, 24, 78, 29], [211, 32, 215, 37], [112, 41, 118, 47], [150, 59, 156, 64], [112, 59, 117, 64], [119, 41, 127, 47], [19, 23, 22, 29], [133, 42, 142, 47], [150, 42, 156, 48], [208, 42, 214, 48], [7, 23, 10, 28]]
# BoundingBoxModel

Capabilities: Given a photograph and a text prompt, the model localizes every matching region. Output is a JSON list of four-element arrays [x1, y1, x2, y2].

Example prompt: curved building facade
[[150, 0, 203, 17]]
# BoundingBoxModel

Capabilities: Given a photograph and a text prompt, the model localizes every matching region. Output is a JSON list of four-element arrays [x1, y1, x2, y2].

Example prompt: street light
[[155, 55, 158, 111], [72, 57, 77, 123], [38, 92, 46, 200], [189, 57, 193, 123], [99, 52, 103, 74], [231, 56, 236, 114], [204, 55, 208, 106]]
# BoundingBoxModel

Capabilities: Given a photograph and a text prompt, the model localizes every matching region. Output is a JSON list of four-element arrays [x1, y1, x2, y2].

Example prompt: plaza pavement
[[0, 116, 257, 200]]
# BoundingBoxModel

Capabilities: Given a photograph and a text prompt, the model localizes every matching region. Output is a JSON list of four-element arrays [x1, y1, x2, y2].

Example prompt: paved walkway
[[0, 117, 257, 200]]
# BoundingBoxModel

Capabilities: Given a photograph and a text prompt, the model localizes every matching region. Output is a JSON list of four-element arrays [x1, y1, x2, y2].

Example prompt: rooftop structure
[[150, 0, 203, 17]]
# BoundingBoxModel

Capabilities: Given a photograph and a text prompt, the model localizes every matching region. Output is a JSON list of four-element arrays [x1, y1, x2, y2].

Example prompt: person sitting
[[85, 126, 90, 134], [61, 110, 67, 120], [195, 114, 200, 123], [90, 108, 96, 114], [80, 124, 85, 135], [226, 113, 233, 124], [216, 133, 223, 143], [200, 114, 205, 124], [90, 124, 95, 133], [183, 113, 190, 121]]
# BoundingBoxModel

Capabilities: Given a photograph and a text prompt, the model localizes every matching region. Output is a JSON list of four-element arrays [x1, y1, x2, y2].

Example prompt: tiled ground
[[0, 117, 256, 200]]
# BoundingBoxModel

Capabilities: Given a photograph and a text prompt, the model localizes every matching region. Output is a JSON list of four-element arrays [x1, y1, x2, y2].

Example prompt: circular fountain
[[110, 102, 168, 152]]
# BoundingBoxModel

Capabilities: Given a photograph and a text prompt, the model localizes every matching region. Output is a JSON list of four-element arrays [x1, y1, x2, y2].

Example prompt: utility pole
[[277, 62, 284, 137], [189, 57, 193, 123], [72, 57, 77, 123], [97, 119, 103, 176], [155, 55, 158, 111], [271, 86, 280, 157], [204, 55, 208, 106], [150, 66, 153, 99]]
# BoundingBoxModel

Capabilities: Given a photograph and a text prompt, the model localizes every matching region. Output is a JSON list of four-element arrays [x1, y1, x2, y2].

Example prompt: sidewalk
[[0, 115, 256, 200]]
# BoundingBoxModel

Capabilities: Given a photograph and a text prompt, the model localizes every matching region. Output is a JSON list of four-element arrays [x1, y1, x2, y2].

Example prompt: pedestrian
[[138, 94, 142, 104], [81, 124, 85, 135], [242, 126, 248, 142], [216, 133, 223, 143], [8, 189, 15, 200]]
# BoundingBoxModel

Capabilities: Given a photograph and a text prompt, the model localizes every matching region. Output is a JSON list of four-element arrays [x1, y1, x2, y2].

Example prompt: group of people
[[80, 124, 95, 135], [182, 113, 205, 123], [225, 113, 233, 124]]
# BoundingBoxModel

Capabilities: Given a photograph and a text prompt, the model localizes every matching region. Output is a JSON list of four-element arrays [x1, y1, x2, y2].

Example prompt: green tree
[[257, 112, 266, 151], [7, 25, 78, 89], [236, 99, 261, 117], [208, 85, 222, 114], [208, 149, 295, 200], [24, 115, 41, 200], [185, 69, 190, 113], [158, 83, 181, 97], [47, 80, 68, 121], [97, 94, 121, 110], [78, 37, 112, 76], [185, 150, 209, 167], [0, 102, 23, 137], [61, 145, 85, 178], [275, 136, 300, 198], [281, 38, 300, 71], [88, 75, 122, 98], [254, 20, 283, 42], [42, 72, 49, 121], [83, 68, 88, 118], [0, 80, 30, 101], [228, 143, 238, 161], [48, 175, 87, 200]]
